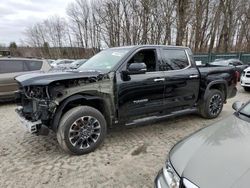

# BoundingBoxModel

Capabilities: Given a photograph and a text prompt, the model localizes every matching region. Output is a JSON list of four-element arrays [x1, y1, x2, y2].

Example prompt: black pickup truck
[[15, 45, 237, 155]]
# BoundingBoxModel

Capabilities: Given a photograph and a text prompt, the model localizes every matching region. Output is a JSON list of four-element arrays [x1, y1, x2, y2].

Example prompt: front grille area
[[16, 87, 36, 120], [20, 95, 35, 120]]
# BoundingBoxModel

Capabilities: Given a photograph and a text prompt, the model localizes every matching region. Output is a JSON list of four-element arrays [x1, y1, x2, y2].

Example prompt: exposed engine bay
[[16, 72, 105, 127]]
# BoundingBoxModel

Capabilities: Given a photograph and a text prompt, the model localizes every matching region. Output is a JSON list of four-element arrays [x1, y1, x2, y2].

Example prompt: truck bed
[[197, 64, 236, 77]]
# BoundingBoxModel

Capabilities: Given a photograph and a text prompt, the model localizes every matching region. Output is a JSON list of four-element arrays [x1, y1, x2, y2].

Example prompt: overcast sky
[[0, 0, 73, 46]]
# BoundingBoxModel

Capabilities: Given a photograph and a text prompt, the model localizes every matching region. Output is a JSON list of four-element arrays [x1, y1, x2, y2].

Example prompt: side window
[[0, 60, 28, 73], [160, 49, 189, 71], [25, 60, 42, 71], [127, 49, 157, 72]]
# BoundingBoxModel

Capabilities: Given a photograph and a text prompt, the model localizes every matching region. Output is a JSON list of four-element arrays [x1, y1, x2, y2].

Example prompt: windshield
[[78, 48, 130, 72], [240, 102, 250, 117]]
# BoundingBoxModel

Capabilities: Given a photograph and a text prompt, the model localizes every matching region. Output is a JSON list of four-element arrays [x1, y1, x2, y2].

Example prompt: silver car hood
[[170, 115, 250, 188]]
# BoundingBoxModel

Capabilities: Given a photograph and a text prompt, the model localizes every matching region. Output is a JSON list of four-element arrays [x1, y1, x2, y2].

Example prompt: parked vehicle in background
[[46, 59, 55, 65], [50, 59, 74, 69], [210, 59, 248, 75], [241, 67, 250, 91], [0, 50, 11, 57], [70, 59, 87, 69], [15, 45, 237, 155], [0, 58, 51, 101], [214, 58, 225, 62], [155, 100, 250, 188]]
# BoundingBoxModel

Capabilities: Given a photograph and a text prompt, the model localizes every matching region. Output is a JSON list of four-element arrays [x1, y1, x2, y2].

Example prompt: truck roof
[[110, 45, 190, 50]]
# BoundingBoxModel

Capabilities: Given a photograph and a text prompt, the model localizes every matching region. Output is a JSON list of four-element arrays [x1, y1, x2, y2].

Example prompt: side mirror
[[128, 62, 147, 74], [232, 101, 243, 111]]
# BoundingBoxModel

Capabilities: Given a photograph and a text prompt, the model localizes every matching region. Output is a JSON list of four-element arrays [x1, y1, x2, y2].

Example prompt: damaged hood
[[15, 70, 102, 86], [170, 115, 250, 188]]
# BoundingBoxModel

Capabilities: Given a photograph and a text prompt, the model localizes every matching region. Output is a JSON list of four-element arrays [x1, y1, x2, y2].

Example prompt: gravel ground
[[0, 86, 249, 188]]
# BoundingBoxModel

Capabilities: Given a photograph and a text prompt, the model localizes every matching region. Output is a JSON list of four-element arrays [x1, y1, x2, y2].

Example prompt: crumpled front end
[[15, 85, 57, 135], [14, 70, 109, 135]]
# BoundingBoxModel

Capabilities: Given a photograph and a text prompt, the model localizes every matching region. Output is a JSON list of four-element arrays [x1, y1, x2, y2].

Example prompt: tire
[[244, 87, 250, 92], [57, 106, 107, 155], [199, 89, 224, 119]]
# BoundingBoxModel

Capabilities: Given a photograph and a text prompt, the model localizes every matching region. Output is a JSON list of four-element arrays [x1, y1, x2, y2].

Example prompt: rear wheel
[[57, 106, 107, 155], [199, 89, 224, 119], [244, 87, 250, 92]]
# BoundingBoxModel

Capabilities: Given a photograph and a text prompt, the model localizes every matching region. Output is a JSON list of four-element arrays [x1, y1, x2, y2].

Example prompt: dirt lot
[[0, 86, 249, 188]]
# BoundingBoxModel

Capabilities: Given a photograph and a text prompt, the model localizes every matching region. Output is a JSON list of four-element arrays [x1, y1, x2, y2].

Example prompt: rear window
[[160, 49, 189, 71], [25, 60, 43, 71], [0, 60, 28, 73], [0, 60, 42, 73]]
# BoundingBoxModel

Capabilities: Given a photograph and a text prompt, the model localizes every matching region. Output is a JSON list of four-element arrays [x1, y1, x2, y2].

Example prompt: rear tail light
[[234, 71, 239, 85]]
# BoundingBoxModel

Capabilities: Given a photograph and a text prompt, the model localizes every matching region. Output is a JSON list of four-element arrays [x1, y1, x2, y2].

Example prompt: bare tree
[[24, 0, 250, 57]]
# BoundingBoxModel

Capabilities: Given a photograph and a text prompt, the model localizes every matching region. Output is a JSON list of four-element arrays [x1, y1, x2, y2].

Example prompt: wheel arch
[[51, 94, 111, 132]]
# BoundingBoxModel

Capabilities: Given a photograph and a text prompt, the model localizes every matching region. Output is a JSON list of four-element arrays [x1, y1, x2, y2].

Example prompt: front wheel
[[199, 89, 224, 119], [57, 106, 107, 155]]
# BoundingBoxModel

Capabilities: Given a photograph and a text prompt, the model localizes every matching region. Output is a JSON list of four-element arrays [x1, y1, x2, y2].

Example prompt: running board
[[125, 108, 198, 126]]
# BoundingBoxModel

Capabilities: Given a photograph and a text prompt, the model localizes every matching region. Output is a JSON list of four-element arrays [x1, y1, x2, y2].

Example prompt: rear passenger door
[[160, 48, 200, 111], [24, 60, 43, 71], [0, 60, 29, 94]]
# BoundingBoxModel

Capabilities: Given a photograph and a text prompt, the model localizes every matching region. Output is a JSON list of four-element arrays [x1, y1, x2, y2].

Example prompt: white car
[[241, 67, 250, 91], [51, 59, 74, 69]]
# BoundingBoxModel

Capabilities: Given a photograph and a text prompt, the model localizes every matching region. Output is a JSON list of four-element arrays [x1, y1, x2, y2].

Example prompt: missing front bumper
[[15, 106, 41, 134]]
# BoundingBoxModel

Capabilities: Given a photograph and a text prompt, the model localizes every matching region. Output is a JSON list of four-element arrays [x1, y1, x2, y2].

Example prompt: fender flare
[[51, 94, 103, 131], [204, 80, 228, 100]]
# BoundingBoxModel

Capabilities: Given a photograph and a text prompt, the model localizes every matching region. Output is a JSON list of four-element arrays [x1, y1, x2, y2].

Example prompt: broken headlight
[[24, 86, 50, 99]]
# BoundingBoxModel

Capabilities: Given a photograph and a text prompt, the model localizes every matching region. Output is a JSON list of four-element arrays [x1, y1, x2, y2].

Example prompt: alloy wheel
[[68, 116, 101, 149], [209, 94, 223, 116]]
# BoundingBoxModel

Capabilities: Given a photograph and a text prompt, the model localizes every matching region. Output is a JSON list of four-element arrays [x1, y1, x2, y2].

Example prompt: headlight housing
[[162, 160, 199, 188], [162, 160, 180, 188]]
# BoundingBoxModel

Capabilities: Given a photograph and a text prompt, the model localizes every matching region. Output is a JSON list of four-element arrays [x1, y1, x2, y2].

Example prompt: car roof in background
[[0, 57, 44, 61], [227, 59, 242, 62], [210, 60, 229, 64], [55, 59, 74, 60]]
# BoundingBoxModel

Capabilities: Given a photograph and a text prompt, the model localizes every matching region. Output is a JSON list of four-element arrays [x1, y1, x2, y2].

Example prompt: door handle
[[154, 78, 165, 82], [189, 75, 199, 78]]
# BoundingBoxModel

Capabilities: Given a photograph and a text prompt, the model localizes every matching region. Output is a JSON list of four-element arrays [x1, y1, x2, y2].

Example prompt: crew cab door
[[117, 48, 165, 119], [159, 48, 200, 110]]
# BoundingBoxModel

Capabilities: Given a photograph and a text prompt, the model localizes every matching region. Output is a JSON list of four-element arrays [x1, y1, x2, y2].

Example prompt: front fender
[[51, 94, 103, 131]]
